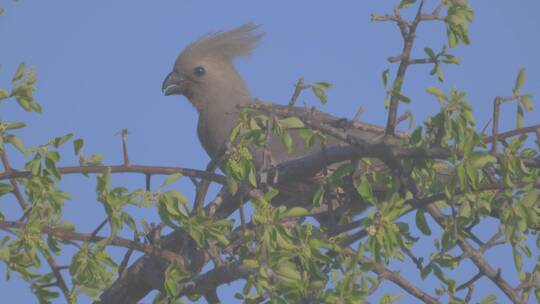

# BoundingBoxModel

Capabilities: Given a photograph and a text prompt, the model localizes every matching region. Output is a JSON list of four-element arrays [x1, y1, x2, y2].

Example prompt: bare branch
[[0, 163, 226, 184], [385, 0, 425, 136], [426, 205, 523, 303], [288, 77, 308, 107]]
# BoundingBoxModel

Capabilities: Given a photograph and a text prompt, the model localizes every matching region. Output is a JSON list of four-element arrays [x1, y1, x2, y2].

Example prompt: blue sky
[[1, 1, 539, 303]]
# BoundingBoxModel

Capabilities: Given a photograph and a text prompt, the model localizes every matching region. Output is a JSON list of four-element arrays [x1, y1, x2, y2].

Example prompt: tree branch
[[0, 164, 225, 184]]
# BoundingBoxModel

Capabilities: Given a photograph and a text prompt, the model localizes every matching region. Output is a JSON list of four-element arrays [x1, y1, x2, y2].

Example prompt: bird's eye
[[193, 66, 205, 77]]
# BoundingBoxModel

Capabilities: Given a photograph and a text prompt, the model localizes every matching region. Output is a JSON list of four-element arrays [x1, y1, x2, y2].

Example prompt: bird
[[161, 23, 395, 224]]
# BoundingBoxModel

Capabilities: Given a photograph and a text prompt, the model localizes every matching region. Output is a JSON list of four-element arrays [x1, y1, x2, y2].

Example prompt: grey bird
[[162, 23, 390, 221]]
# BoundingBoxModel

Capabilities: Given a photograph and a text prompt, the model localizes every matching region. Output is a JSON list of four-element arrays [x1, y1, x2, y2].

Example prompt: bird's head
[[162, 23, 263, 110]]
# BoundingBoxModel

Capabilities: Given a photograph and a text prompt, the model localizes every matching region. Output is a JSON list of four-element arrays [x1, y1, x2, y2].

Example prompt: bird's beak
[[162, 71, 185, 96]]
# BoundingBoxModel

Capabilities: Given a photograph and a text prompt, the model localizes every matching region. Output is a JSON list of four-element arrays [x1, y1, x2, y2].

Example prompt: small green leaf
[[393, 90, 411, 103], [16, 97, 32, 111], [312, 86, 328, 104], [4, 135, 25, 153], [280, 207, 309, 219], [398, 0, 416, 9], [517, 104, 524, 128], [0, 183, 13, 197], [415, 210, 432, 235], [0, 88, 9, 99], [5, 122, 25, 130], [382, 69, 390, 88], [520, 94, 534, 111], [313, 81, 332, 90], [312, 186, 325, 206], [470, 152, 497, 169], [512, 247, 522, 271], [73, 138, 84, 156], [12, 63, 25, 82], [281, 132, 293, 154], [424, 47, 436, 59], [513, 68, 526, 95], [478, 295, 497, 304], [426, 86, 447, 102], [164, 262, 189, 298], [442, 54, 461, 65], [357, 175, 374, 203], [56, 220, 76, 231], [161, 173, 182, 188], [279, 117, 304, 129], [51, 133, 73, 148], [522, 190, 538, 208], [311, 82, 332, 104]]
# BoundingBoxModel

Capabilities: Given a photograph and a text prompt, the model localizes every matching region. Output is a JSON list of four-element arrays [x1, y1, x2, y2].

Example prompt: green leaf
[[513, 68, 526, 95], [280, 207, 309, 219], [312, 186, 325, 207], [470, 152, 497, 169], [281, 132, 293, 154], [0, 183, 13, 197], [398, 0, 416, 9], [279, 117, 304, 129], [522, 190, 538, 208], [161, 173, 182, 188], [424, 47, 436, 59], [16, 97, 31, 111], [73, 138, 84, 156], [426, 86, 447, 102], [357, 175, 374, 203], [51, 133, 73, 148], [478, 295, 497, 304], [12, 63, 25, 82], [393, 90, 411, 103], [164, 262, 189, 298], [442, 54, 461, 65], [56, 220, 76, 231], [517, 104, 524, 128], [436, 65, 444, 82], [382, 69, 390, 88], [312, 86, 328, 104], [311, 82, 332, 104], [0, 88, 9, 99], [415, 210, 432, 235], [4, 135, 25, 153], [520, 94, 534, 111], [5, 122, 26, 130], [512, 247, 522, 271], [313, 81, 332, 90]]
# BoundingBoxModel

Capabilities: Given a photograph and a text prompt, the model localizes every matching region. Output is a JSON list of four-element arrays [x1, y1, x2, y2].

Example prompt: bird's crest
[[179, 23, 264, 63]]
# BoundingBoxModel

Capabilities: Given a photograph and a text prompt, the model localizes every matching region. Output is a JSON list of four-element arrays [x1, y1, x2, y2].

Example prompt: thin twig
[[426, 205, 523, 303], [352, 105, 364, 123], [193, 143, 229, 213], [90, 217, 110, 239], [385, 0, 425, 136], [482, 123, 540, 144], [121, 129, 130, 166], [118, 232, 138, 278], [457, 271, 483, 291], [0, 163, 226, 184], [45, 254, 72, 302], [288, 77, 307, 107]]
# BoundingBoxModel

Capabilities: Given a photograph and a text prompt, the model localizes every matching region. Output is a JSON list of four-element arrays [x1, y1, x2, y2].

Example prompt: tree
[[1, 1, 540, 303]]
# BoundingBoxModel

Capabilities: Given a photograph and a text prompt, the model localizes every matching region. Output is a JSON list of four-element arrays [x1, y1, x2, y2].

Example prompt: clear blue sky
[[1, 1, 539, 303]]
